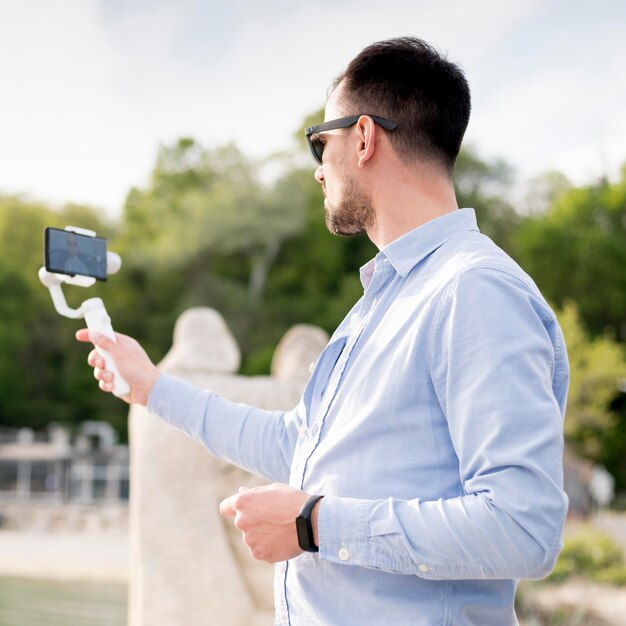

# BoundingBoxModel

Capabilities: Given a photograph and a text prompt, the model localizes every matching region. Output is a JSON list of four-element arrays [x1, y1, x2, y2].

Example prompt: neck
[[366, 162, 458, 249]]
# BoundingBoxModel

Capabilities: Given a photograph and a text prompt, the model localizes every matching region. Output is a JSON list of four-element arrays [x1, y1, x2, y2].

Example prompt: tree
[[522, 170, 572, 216], [513, 166, 626, 340], [557, 300, 626, 460], [118, 139, 305, 305], [453, 146, 520, 252]]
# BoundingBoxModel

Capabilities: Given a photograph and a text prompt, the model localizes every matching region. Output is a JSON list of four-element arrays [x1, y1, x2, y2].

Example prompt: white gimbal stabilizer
[[38, 226, 130, 398]]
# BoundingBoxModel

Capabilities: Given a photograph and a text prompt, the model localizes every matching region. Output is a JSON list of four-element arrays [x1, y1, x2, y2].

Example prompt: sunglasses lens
[[310, 135, 324, 165]]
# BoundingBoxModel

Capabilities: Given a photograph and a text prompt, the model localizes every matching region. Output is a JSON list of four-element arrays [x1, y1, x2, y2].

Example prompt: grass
[[0, 576, 127, 626]]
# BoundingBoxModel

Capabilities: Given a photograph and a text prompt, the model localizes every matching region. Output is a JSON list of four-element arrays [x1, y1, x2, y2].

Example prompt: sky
[[1, 0, 625, 217]]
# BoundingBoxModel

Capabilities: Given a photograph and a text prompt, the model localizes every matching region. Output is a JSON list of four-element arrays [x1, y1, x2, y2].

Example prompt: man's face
[[67, 234, 78, 258], [315, 83, 375, 237]]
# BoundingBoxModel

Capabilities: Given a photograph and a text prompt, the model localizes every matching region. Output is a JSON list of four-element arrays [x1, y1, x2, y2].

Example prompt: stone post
[[128, 308, 327, 626]]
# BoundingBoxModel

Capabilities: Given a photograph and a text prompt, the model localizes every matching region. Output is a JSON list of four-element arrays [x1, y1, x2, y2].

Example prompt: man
[[77, 37, 568, 625], [64, 232, 89, 276]]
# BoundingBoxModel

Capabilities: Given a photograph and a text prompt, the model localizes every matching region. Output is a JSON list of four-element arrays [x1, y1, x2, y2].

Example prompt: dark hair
[[334, 37, 471, 175]]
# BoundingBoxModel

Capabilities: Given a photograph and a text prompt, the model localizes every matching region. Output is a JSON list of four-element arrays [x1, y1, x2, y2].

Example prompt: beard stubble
[[324, 176, 375, 237]]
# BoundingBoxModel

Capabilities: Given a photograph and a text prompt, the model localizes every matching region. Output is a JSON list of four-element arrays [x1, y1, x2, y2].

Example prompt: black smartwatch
[[296, 494, 324, 552]]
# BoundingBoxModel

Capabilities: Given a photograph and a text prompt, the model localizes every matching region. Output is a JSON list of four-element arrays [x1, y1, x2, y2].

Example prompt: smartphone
[[44, 227, 108, 281]]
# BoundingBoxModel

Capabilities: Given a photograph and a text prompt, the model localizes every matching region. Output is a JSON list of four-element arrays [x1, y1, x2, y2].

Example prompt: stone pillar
[[128, 308, 327, 626]]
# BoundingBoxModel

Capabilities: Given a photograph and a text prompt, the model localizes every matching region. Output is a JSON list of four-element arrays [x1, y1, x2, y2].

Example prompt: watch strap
[[296, 494, 324, 552]]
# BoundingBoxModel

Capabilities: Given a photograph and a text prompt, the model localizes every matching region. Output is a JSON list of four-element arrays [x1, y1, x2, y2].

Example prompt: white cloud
[[0, 1, 122, 208]]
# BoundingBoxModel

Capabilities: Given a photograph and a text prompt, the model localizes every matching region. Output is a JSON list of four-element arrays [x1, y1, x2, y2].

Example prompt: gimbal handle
[[38, 238, 129, 397]]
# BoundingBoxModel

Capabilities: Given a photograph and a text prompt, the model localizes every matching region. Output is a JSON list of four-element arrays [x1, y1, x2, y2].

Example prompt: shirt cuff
[[317, 495, 449, 578], [317, 495, 371, 567]]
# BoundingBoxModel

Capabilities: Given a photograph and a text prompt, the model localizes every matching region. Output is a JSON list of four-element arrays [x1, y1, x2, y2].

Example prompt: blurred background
[[1, 1, 626, 624]]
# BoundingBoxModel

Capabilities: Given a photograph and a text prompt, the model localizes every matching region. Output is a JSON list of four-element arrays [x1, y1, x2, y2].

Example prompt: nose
[[314, 165, 324, 184]]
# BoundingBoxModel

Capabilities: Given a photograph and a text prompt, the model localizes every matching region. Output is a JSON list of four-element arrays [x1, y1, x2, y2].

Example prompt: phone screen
[[44, 227, 108, 281]]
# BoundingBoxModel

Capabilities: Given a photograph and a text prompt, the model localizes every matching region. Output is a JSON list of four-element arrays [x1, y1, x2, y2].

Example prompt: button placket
[[296, 265, 395, 490], [296, 314, 370, 488]]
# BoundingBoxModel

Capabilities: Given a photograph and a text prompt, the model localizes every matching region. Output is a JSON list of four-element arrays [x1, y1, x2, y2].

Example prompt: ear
[[354, 115, 377, 168]]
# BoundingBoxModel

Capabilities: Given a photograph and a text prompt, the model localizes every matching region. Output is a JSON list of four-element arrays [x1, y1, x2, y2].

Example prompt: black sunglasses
[[304, 115, 398, 165]]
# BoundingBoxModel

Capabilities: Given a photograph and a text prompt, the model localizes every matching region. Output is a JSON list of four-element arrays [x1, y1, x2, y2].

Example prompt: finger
[[93, 367, 113, 382], [233, 511, 249, 532], [76, 329, 91, 342], [99, 379, 114, 393], [88, 349, 105, 369], [88, 331, 115, 350], [219, 494, 239, 518], [94, 366, 114, 391]]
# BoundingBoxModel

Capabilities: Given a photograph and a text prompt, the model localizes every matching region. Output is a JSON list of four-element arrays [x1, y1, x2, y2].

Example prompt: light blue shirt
[[148, 208, 569, 626]]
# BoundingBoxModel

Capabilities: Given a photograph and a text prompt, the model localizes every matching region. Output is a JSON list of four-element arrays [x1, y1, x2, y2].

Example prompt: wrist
[[138, 369, 161, 406], [146, 367, 161, 395]]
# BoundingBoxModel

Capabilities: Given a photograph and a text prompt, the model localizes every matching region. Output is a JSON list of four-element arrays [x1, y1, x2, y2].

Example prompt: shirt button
[[419, 564, 429, 573], [299, 426, 308, 437], [338, 547, 350, 561]]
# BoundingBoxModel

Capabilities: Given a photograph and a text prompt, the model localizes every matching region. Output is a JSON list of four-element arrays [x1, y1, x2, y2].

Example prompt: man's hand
[[76, 329, 161, 406], [220, 484, 318, 563]]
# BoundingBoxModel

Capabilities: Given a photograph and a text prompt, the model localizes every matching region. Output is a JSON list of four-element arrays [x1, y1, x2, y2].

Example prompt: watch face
[[296, 494, 322, 552], [296, 516, 310, 550]]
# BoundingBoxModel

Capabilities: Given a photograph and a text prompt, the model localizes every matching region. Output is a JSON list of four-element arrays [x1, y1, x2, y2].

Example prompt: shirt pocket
[[302, 336, 348, 424]]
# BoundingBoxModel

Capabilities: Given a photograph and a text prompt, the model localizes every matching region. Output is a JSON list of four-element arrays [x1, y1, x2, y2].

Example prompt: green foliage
[[120, 139, 304, 268], [516, 170, 626, 489], [556, 301, 626, 460], [118, 139, 307, 323], [1, 113, 625, 486], [523, 170, 573, 215], [0, 197, 127, 436], [598, 392, 626, 498], [263, 166, 375, 335], [546, 526, 626, 585], [513, 167, 626, 341], [454, 146, 520, 252]]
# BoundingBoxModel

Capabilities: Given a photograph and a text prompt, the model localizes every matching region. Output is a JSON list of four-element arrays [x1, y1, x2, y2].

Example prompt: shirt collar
[[382, 208, 479, 278], [359, 208, 479, 289]]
